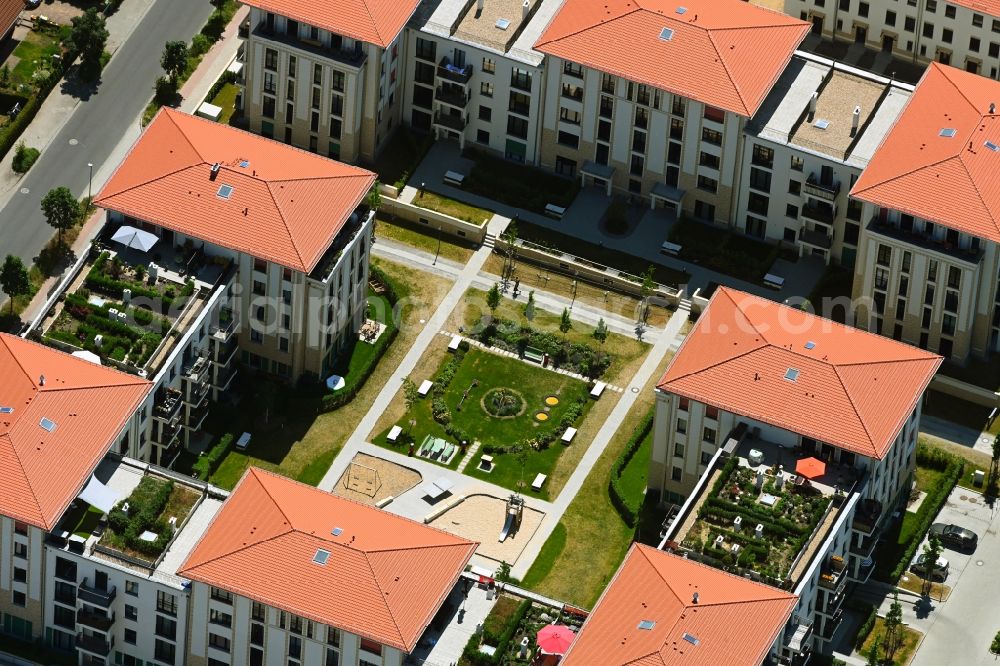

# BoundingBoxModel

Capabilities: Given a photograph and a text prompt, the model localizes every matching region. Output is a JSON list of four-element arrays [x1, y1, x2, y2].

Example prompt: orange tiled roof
[[852, 63, 1000, 244], [96, 109, 376, 274], [242, 0, 419, 48], [0, 0, 21, 37], [0, 334, 150, 529], [534, 0, 809, 117], [657, 288, 941, 459], [179, 468, 478, 652], [562, 544, 797, 666]]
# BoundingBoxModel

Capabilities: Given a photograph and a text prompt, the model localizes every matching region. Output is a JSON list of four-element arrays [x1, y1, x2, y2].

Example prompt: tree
[[867, 633, 881, 666], [500, 224, 518, 283], [486, 282, 501, 317], [524, 290, 535, 322], [639, 264, 656, 323], [402, 376, 419, 415], [989, 433, 1000, 498], [495, 560, 512, 589], [0, 255, 29, 315], [882, 591, 903, 662], [593, 317, 609, 366], [209, 0, 226, 8], [559, 307, 572, 336], [41, 187, 81, 250], [68, 9, 109, 81], [366, 180, 382, 211], [160, 40, 188, 83], [921, 532, 943, 597]]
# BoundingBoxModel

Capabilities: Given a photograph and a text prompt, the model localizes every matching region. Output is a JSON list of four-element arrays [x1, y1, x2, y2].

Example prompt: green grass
[[413, 190, 492, 225], [464, 147, 580, 213], [617, 428, 653, 505], [374, 215, 476, 263], [922, 390, 993, 432], [858, 617, 922, 666], [10, 28, 63, 88], [373, 347, 591, 499], [520, 522, 567, 589], [210, 82, 239, 124]]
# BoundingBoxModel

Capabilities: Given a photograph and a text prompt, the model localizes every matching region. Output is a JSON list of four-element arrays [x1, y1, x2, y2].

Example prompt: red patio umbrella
[[537, 624, 575, 655], [795, 456, 826, 479]]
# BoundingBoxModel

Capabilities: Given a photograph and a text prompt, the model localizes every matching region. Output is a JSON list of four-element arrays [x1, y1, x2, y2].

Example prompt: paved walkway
[[510, 303, 691, 578]]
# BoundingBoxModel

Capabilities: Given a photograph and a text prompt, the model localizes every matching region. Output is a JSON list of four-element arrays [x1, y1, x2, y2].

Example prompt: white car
[[911, 554, 949, 580]]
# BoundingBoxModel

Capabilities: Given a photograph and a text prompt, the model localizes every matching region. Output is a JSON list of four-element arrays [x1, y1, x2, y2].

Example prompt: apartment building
[[531, 0, 809, 224], [403, 0, 563, 164], [239, 0, 419, 163], [178, 468, 477, 666], [736, 53, 912, 266], [851, 63, 1000, 361], [792, 0, 1000, 78], [95, 108, 376, 385], [561, 543, 798, 666], [649, 288, 940, 656]]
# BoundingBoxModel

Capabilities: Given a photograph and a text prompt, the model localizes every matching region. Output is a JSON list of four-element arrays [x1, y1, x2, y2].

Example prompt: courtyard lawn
[[209, 82, 239, 124], [858, 617, 922, 666], [373, 347, 592, 499], [10, 25, 67, 89], [374, 215, 475, 264], [413, 190, 493, 226], [208, 258, 454, 489]]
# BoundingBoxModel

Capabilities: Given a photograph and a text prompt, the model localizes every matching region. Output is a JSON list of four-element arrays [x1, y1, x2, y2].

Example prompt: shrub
[[192, 433, 234, 479], [190, 33, 211, 57], [461, 598, 531, 665], [608, 411, 654, 527], [12, 143, 39, 173], [105, 476, 176, 559], [854, 604, 878, 649]]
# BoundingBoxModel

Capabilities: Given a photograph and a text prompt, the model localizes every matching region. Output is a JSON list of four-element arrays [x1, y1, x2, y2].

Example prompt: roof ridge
[[834, 355, 940, 369], [646, 544, 795, 601], [0, 433, 46, 528], [183, 527, 295, 573], [831, 364, 879, 456], [636, 544, 685, 607], [535, 6, 641, 47], [660, 343, 767, 386], [250, 468, 297, 528], [935, 63, 986, 114], [162, 108, 204, 162], [264, 182, 311, 274], [705, 29, 750, 118], [362, 547, 407, 649], [0, 335, 35, 389], [363, 541, 476, 554], [956, 146, 1000, 235], [98, 163, 205, 204], [361, 0, 388, 50], [266, 172, 373, 184]]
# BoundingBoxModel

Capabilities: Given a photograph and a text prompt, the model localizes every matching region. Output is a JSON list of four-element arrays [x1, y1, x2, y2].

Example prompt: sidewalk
[[178, 5, 247, 114]]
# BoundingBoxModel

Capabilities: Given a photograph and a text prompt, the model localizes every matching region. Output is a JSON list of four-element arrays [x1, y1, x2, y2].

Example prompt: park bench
[[545, 203, 567, 219], [660, 241, 682, 256], [524, 347, 545, 364], [532, 473, 547, 491], [763, 273, 785, 290], [444, 170, 465, 187], [590, 381, 607, 399]]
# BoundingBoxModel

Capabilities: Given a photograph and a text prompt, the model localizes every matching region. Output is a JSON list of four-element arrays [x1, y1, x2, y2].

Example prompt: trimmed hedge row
[[475, 318, 611, 379], [886, 444, 963, 581], [0, 49, 66, 160], [608, 411, 654, 527], [192, 433, 234, 480], [461, 598, 531, 666], [854, 603, 878, 650]]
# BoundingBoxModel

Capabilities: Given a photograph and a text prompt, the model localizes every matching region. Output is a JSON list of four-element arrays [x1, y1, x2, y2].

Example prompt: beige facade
[[242, 7, 404, 164], [851, 204, 1000, 360]]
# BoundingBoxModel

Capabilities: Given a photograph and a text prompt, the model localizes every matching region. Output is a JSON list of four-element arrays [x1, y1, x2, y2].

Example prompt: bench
[[236, 432, 252, 451], [659, 241, 682, 256], [561, 427, 577, 444], [444, 170, 465, 187], [545, 203, 567, 219], [763, 273, 785, 290], [478, 454, 494, 472], [590, 381, 607, 399], [418, 380, 434, 397], [387, 425, 402, 443], [532, 473, 547, 491], [448, 335, 462, 352], [524, 347, 545, 364]]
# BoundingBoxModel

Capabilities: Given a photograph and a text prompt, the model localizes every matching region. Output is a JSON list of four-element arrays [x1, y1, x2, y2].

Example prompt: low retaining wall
[[930, 373, 1000, 409], [381, 197, 489, 244]]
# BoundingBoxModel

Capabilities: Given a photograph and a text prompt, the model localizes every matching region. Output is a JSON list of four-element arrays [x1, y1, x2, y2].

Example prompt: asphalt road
[[0, 0, 213, 276]]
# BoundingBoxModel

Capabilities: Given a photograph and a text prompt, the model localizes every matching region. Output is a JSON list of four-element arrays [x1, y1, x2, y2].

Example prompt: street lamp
[[87, 162, 94, 206], [433, 226, 442, 266]]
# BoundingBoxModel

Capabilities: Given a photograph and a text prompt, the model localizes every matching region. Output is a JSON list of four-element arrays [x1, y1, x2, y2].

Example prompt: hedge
[[854, 603, 878, 649], [475, 318, 611, 379], [886, 445, 963, 581], [461, 598, 531, 666], [192, 433, 234, 480], [608, 411, 654, 527]]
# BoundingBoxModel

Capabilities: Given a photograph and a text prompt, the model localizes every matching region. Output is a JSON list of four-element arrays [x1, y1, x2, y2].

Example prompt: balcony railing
[[867, 216, 984, 264], [213, 365, 238, 391], [77, 609, 116, 632], [153, 389, 182, 424], [852, 498, 882, 535], [183, 356, 210, 385], [801, 203, 835, 225], [820, 609, 844, 640], [78, 579, 116, 607], [436, 58, 472, 84], [185, 402, 210, 431], [253, 22, 367, 68], [804, 173, 841, 200], [435, 86, 469, 108], [76, 632, 112, 656], [211, 312, 237, 343], [799, 227, 832, 249], [433, 112, 467, 132]]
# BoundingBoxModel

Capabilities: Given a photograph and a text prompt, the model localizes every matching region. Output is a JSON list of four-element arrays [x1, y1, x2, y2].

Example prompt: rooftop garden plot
[[100, 476, 200, 565]]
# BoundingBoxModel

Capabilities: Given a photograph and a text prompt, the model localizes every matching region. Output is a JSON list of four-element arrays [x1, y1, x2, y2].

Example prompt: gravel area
[[332, 453, 422, 506], [429, 494, 545, 565]]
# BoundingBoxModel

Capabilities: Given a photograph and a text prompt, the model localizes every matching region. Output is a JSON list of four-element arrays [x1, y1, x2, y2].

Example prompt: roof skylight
[[805, 341, 816, 350], [332, 527, 343, 536], [659, 27, 674, 41], [986, 141, 1000, 152], [676, 6, 687, 13], [313, 549, 331, 565], [39, 417, 57, 432], [682, 632, 701, 646], [238, 160, 250, 168], [939, 128, 957, 137], [217, 184, 234, 199], [496, 18, 511, 30], [0, 406, 13, 414], [638, 620, 656, 630], [784, 368, 800, 382], [814, 119, 830, 130]]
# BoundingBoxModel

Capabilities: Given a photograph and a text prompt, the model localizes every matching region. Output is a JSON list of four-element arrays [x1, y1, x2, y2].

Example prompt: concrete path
[[920, 415, 989, 454], [510, 303, 690, 579]]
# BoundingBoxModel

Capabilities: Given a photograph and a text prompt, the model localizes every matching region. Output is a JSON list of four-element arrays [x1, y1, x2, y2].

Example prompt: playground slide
[[498, 511, 515, 542]]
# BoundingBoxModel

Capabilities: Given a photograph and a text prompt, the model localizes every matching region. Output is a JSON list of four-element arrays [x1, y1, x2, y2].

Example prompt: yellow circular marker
[[535, 412, 549, 421], [545, 396, 560, 406]]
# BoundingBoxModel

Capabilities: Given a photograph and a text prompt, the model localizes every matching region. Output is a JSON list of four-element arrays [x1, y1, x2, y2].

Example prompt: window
[[701, 451, 712, 465], [561, 83, 583, 101], [157, 590, 177, 617], [671, 466, 683, 481], [859, 1, 869, 16], [11, 566, 24, 584], [970, 36, 980, 51], [510, 68, 531, 91], [701, 127, 722, 145], [563, 61, 583, 77], [557, 130, 579, 149], [699, 152, 720, 169], [211, 587, 233, 604], [752, 144, 774, 168], [125, 604, 138, 621], [876, 244, 891, 266], [13, 542, 26, 559], [790, 154, 804, 171], [507, 116, 528, 139], [13, 521, 26, 536], [123, 579, 138, 596], [480, 81, 493, 97], [359, 639, 383, 656], [942, 28, 953, 43], [676, 418, 687, 434], [679, 397, 690, 411], [991, 42, 999, 57], [943, 313, 957, 335], [788, 179, 801, 195], [702, 427, 716, 443], [476, 129, 490, 144], [289, 636, 303, 659], [509, 91, 531, 115], [264, 48, 277, 71], [786, 204, 799, 219], [482, 57, 495, 74], [927, 0, 937, 10], [156, 615, 177, 641], [924, 22, 934, 38], [210, 609, 232, 627], [703, 105, 725, 123], [262, 95, 275, 119], [747, 192, 769, 217], [560, 107, 581, 125], [749, 167, 771, 192], [415, 37, 436, 61], [209, 633, 231, 653], [478, 105, 491, 122], [12, 591, 25, 607], [974, 12, 984, 26], [945, 3, 955, 17], [905, 15, 916, 31], [697, 175, 718, 193], [885, 9, 896, 24]]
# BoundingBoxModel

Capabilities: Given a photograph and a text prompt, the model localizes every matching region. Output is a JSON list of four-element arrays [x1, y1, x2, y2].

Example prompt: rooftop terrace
[[790, 70, 884, 160], [668, 427, 861, 588], [454, 0, 538, 52]]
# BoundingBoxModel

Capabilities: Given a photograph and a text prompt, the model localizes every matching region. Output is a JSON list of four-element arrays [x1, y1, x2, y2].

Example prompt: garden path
[[456, 441, 481, 474]]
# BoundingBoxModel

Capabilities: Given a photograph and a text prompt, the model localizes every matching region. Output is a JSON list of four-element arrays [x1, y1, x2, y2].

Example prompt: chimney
[[522, 0, 530, 19], [851, 105, 861, 137], [477, 0, 484, 13], [39, 374, 45, 386], [692, 592, 699, 604], [210, 163, 220, 181], [991, 102, 996, 114], [808, 92, 818, 120]]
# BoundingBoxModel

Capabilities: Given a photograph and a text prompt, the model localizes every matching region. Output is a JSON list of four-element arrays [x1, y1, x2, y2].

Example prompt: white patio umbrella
[[111, 225, 159, 253]]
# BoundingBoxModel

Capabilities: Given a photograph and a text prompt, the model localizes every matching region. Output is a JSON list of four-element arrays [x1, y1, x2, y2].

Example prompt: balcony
[[185, 402, 210, 431], [213, 365, 238, 392], [185, 378, 210, 408], [54, 587, 76, 607], [801, 203, 835, 225], [852, 498, 883, 535], [804, 173, 841, 201], [76, 632, 112, 657], [433, 112, 467, 132], [853, 555, 875, 584], [77, 609, 115, 633], [183, 356, 210, 386], [867, 216, 984, 265], [784, 617, 813, 655], [153, 423, 180, 449], [78, 579, 116, 607], [799, 227, 832, 249], [153, 388, 182, 425], [211, 311, 237, 343], [252, 22, 367, 69], [820, 609, 844, 640], [435, 86, 469, 109], [436, 57, 472, 85]]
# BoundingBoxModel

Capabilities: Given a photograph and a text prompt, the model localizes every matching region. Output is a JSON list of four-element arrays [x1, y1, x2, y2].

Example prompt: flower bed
[[474, 318, 611, 379]]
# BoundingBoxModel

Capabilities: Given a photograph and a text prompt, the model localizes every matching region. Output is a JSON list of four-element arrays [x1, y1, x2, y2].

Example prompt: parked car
[[25, 0, 41, 8], [929, 523, 978, 550], [911, 553, 949, 580]]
